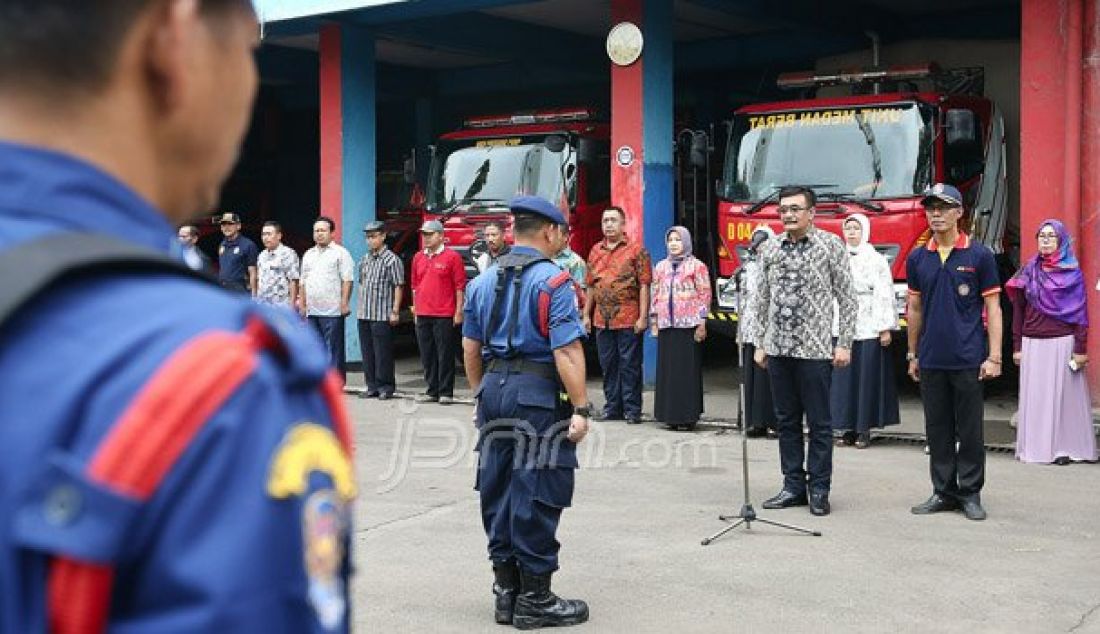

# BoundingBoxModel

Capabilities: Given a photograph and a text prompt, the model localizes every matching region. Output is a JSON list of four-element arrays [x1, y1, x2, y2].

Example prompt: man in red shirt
[[584, 207, 652, 424], [411, 220, 467, 404]]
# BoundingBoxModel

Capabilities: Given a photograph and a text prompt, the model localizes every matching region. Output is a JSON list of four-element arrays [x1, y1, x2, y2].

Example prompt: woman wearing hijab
[[830, 214, 900, 448], [737, 225, 778, 438], [650, 226, 712, 430], [1007, 220, 1094, 464]]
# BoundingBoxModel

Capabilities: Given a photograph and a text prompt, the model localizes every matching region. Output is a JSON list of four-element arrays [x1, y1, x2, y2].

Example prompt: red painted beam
[[1020, 0, 1068, 264], [319, 24, 344, 242], [1021, 0, 1099, 400], [610, 0, 645, 243], [1083, 0, 1100, 398], [1064, 0, 1083, 233]]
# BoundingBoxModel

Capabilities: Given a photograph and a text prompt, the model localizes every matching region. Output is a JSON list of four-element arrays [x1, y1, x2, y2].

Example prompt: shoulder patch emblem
[[267, 423, 357, 501], [269, 423, 355, 631], [304, 489, 348, 630]]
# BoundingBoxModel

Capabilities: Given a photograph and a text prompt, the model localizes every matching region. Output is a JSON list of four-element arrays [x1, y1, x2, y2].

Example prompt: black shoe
[[625, 416, 642, 425], [1054, 456, 1071, 465], [762, 489, 808, 509], [378, 392, 392, 401], [359, 391, 379, 399], [959, 498, 987, 521], [492, 561, 520, 625], [766, 428, 779, 439], [834, 431, 857, 447], [809, 492, 830, 516], [910, 494, 959, 515], [513, 569, 589, 630], [745, 427, 767, 438], [595, 411, 623, 422]]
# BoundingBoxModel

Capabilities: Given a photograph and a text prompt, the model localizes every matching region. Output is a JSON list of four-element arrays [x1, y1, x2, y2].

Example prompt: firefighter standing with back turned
[[462, 195, 591, 630]]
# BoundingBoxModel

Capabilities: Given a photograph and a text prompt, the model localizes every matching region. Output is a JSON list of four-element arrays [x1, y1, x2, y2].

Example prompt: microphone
[[748, 230, 769, 253]]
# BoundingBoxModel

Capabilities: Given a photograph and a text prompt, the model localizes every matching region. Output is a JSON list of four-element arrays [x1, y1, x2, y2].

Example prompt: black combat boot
[[512, 568, 589, 630], [492, 560, 520, 624]]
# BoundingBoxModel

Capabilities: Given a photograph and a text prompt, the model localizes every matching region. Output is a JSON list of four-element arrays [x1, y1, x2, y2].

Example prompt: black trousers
[[357, 319, 395, 396], [919, 369, 985, 500], [415, 316, 456, 398], [742, 343, 777, 430], [766, 356, 834, 496]]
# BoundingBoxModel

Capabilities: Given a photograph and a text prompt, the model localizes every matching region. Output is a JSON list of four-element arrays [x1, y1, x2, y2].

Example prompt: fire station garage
[[241, 0, 1097, 400]]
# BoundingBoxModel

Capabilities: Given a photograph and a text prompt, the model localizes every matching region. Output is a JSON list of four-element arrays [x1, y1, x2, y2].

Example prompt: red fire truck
[[421, 108, 611, 278], [712, 63, 1010, 326]]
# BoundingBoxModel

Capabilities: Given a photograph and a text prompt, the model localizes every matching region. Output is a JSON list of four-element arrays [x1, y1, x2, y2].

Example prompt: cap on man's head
[[509, 195, 566, 226], [364, 220, 386, 234], [920, 183, 963, 208], [218, 212, 241, 224], [420, 220, 445, 233]]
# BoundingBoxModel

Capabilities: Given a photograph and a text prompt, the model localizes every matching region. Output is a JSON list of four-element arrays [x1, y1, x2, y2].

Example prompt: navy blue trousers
[[357, 319, 395, 396], [766, 356, 834, 495], [309, 315, 345, 382], [595, 327, 643, 419], [475, 372, 576, 574]]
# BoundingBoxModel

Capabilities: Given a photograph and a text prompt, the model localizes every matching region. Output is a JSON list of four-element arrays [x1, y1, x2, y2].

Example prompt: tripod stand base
[[700, 503, 822, 545]]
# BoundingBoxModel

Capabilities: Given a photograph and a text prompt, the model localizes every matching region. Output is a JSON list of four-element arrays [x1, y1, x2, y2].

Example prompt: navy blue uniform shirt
[[0, 141, 353, 633], [462, 246, 585, 363], [906, 232, 1001, 370], [218, 234, 259, 287]]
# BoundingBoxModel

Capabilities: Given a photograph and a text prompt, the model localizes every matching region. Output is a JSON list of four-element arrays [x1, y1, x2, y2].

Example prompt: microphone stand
[[702, 261, 821, 545]]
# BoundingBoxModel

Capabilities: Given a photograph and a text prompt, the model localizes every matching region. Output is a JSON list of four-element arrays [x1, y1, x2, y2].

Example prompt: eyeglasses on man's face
[[777, 205, 811, 215]]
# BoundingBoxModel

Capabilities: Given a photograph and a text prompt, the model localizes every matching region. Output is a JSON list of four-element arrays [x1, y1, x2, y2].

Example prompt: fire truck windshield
[[722, 103, 932, 203], [427, 138, 574, 212]]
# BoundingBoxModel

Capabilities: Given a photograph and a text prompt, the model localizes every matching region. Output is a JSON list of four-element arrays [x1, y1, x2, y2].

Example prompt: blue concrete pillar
[[641, 0, 674, 387], [320, 23, 376, 365]]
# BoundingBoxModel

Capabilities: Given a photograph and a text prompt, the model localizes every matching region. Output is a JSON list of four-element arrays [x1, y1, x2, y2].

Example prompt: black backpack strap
[[484, 252, 552, 360], [0, 232, 216, 331], [485, 266, 511, 347], [504, 264, 526, 356]]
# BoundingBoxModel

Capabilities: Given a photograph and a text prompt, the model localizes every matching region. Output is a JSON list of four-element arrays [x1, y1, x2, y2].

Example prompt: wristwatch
[[906, 352, 918, 362], [573, 404, 592, 418]]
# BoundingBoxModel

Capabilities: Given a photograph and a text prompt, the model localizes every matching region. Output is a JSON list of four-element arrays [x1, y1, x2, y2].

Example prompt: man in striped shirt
[[357, 220, 404, 399]]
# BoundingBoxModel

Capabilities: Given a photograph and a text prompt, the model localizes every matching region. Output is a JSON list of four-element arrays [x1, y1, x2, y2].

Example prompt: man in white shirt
[[301, 216, 354, 381]]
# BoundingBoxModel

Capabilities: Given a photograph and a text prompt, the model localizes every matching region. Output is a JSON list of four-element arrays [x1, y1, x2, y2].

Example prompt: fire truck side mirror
[[945, 109, 977, 146], [714, 179, 726, 199], [403, 153, 416, 185]]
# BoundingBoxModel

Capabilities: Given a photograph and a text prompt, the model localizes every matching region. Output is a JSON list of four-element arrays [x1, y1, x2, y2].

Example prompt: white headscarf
[[843, 213, 876, 256]]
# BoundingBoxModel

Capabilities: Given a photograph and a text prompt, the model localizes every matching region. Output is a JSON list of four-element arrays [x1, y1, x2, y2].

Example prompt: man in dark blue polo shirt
[[217, 211, 258, 294], [905, 183, 1003, 521]]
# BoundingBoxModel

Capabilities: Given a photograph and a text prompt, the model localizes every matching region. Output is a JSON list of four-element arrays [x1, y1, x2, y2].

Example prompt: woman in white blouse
[[831, 214, 900, 448]]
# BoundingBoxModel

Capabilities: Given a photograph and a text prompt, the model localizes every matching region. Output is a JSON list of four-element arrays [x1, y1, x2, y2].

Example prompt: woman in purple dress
[[1006, 220, 1095, 465]]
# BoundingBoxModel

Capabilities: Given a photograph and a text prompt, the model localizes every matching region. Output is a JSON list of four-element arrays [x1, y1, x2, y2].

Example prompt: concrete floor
[[346, 352, 1100, 633]]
